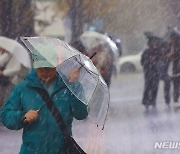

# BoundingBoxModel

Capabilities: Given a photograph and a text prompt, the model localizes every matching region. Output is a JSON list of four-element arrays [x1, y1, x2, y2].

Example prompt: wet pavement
[[1, 73, 180, 154], [0, 124, 22, 154]]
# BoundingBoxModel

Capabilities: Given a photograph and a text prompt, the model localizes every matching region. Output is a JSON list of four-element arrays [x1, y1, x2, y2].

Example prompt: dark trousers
[[172, 58, 180, 102], [160, 75, 171, 104], [142, 75, 159, 106], [173, 78, 180, 102]]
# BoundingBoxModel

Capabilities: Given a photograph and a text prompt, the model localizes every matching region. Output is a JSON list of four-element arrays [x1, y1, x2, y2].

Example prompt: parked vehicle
[[116, 52, 143, 73]]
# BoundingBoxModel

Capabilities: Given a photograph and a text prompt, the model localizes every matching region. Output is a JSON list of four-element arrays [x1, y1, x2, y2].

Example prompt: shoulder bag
[[35, 88, 86, 154]]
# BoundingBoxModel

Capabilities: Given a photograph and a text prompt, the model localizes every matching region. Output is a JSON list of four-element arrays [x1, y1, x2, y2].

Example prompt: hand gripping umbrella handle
[[21, 104, 45, 124]]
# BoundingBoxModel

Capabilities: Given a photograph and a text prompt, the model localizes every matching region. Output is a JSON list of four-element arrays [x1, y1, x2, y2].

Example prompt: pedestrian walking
[[156, 40, 172, 105], [0, 50, 88, 154], [169, 29, 180, 103], [141, 32, 159, 110]]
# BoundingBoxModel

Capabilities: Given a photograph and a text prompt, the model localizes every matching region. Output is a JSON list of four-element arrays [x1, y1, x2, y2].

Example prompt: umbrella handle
[[78, 52, 97, 70], [89, 52, 97, 59], [21, 108, 43, 124]]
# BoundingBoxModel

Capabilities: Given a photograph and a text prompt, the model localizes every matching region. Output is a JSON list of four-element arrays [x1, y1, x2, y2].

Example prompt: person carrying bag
[[0, 51, 88, 154], [35, 88, 86, 154]]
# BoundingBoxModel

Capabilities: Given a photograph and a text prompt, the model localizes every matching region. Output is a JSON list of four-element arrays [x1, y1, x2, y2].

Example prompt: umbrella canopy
[[80, 31, 119, 59], [20, 37, 110, 127], [0, 36, 31, 68]]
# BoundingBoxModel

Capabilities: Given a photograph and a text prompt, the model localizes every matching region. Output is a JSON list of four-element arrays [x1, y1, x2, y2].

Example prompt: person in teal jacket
[[0, 51, 88, 154]]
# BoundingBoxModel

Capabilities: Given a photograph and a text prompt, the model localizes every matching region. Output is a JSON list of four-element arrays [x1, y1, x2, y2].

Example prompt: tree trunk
[[16, 0, 35, 37], [0, 0, 35, 39], [0, 0, 15, 38], [70, 0, 84, 43]]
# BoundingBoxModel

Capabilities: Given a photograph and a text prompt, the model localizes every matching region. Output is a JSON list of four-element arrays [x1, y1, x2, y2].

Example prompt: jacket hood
[[25, 69, 43, 88]]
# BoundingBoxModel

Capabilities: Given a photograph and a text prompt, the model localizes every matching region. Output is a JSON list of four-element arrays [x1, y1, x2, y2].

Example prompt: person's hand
[[24, 110, 39, 123], [68, 68, 80, 83]]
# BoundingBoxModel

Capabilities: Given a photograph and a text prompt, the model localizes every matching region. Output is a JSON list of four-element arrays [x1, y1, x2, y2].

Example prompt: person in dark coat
[[155, 40, 172, 105], [169, 28, 180, 103], [141, 33, 159, 109]]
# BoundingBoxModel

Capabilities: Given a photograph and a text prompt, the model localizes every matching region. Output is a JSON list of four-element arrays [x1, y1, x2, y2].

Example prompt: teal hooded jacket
[[0, 69, 88, 154]]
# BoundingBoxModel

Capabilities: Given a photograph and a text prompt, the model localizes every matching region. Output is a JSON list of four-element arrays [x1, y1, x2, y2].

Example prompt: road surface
[[0, 73, 180, 154]]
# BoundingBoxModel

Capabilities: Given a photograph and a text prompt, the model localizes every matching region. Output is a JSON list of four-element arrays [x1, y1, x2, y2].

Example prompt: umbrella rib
[[58, 54, 100, 84], [66, 54, 97, 76], [88, 75, 100, 125], [101, 84, 110, 130], [89, 77, 110, 129]]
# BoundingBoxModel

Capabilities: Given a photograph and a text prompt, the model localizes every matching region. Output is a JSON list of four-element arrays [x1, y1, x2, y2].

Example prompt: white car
[[116, 52, 143, 73]]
